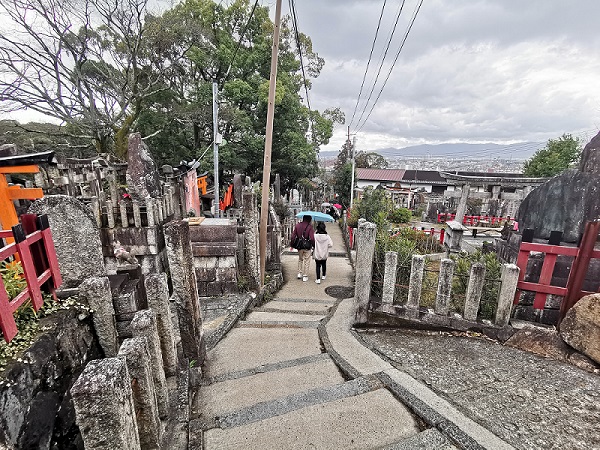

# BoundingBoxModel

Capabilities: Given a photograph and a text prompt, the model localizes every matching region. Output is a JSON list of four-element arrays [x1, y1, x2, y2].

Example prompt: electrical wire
[[289, 0, 312, 113], [223, 0, 260, 81], [348, 0, 387, 129], [355, 0, 424, 133], [353, 0, 407, 130]]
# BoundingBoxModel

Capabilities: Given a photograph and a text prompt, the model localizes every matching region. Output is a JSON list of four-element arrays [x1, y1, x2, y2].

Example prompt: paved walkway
[[189, 221, 599, 449], [189, 223, 518, 449]]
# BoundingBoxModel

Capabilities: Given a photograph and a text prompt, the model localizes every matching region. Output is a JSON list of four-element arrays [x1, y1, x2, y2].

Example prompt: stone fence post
[[354, 221, 377, 324], [131, 310, 169, 419], [78, 276, 118, 357], [145, 273, 177, 376], [464, 263, 486, 321], [243, 190, 260, 288], [71, 358, 141, 450], [435, 258, 455, 316], [382, 251, 398, 305], [118, 337, 161, 449], [406, 255, 425, 317], [495, 263, 520, 326], [164, 220, 205, 362]]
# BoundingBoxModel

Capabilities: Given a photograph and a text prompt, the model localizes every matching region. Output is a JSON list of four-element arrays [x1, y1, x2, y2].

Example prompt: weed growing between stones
[[0, 261, 92, 378]]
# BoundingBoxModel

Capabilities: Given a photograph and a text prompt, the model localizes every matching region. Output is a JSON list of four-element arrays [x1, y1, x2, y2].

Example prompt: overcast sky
[[289, 0, 600, 153]]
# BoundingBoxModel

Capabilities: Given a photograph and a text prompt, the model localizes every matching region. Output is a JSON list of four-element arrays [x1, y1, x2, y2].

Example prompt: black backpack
[[292, 224, 312, 250]]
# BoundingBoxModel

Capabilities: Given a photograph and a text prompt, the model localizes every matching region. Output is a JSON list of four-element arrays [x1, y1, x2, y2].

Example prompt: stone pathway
[[189, 224, 514, 449]]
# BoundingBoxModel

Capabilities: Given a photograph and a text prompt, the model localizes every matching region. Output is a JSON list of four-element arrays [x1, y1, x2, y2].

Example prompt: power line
[[353, 0, 407, 130], [223, 0, 260, 81], [355, 0, 424, 133], [289, 0, 311, 113], [348, 0, 387, 129]]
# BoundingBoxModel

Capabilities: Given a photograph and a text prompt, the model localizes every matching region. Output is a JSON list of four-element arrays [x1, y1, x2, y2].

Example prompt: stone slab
[[244, 311, 325, 322], [261, 300, 334, 314], [203, 389, 419, 450], [193, 358, 344, 421], [325, 299, 393, 375], [204, 328, 322, 378]]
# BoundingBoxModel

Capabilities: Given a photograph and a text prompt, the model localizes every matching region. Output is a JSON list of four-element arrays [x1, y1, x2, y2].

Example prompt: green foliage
[[388, 207, 411, 224], [450, 250, 502, 320], [272, 199, 290, 222], [347, 187, 392, 228], [332, 162, 352, 209], [0, 261, 26, 300], [523, 134, 582, 177], [354, 151, 388, 169]]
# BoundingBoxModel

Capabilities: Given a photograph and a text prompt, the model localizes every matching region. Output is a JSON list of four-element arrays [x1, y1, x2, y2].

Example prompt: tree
[[523, 134, 582, 177], [0, 0, 185, 156], [355, 151, 388, 169]]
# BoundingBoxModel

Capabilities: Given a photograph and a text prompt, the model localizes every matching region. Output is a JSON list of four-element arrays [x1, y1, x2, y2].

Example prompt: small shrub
[[388, 207, 411, 224]]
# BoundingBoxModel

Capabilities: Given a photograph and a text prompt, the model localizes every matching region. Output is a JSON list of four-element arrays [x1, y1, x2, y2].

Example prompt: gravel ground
[[358, 328, 600, 450]]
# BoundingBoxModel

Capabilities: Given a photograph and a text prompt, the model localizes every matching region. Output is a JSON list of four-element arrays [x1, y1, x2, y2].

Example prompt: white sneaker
[[315, 279, 321, 284], [322, 275, 326, 280], [297, 273, 302, 279], [302, 276, 308, 282]]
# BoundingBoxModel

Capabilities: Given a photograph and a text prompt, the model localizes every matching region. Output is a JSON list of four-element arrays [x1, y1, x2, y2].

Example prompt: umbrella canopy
[[321, 202, 331, 207], [296, 211, 334, 222], [333, 203, 342, 209]]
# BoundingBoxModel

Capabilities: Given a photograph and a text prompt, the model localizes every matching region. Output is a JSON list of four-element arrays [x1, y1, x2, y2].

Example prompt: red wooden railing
[[437, 213, 514, 226], [514, 220, 600, 324], [0, 214, 62, 342]]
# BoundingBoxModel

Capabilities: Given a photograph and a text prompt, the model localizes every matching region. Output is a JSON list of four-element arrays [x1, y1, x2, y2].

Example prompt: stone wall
[[0, 309, 102, 449], [189, 218, 238, 297]]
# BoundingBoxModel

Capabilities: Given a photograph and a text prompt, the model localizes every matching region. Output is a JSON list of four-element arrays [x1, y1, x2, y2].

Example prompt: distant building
[[355, 168, 547, 217]]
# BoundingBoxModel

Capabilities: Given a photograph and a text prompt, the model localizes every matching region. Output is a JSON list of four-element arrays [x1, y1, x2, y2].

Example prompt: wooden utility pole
[[259, 0, 283, 286]]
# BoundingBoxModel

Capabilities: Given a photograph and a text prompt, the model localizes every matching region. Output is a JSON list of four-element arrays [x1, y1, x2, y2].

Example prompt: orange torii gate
[[0, 151, 55, 243]]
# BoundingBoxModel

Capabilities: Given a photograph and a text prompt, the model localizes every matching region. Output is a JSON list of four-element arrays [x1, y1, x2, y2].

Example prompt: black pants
[[315, 259, 327, 279]]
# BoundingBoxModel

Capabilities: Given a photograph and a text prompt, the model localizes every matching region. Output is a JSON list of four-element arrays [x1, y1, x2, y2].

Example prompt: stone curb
[[319, 298, 515, 450]]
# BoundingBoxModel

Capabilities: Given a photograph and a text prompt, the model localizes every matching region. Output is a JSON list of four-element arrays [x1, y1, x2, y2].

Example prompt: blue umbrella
[[296, 211, 334, 222]]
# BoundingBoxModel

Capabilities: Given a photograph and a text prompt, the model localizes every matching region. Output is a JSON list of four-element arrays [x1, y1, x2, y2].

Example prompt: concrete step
[[258, 300, 335, 314], [244, 311, 325, 323], [203, 327, 323, 379], [377, 428, 459, 450], [201, 387, 420, 450], [192, 356, 345, 427]]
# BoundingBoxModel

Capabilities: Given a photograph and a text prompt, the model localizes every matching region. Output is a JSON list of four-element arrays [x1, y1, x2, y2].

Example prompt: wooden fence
[[0, 214, 62, 342]]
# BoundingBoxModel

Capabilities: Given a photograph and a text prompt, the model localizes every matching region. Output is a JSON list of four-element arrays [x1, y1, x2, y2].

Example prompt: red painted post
[[439, 228, 445, 244]]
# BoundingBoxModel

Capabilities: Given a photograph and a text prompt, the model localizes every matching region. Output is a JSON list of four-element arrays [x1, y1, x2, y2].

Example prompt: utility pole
[[350, 133, 357, 209], [212, 79, 220, 218], [259, 0, 282, 286]]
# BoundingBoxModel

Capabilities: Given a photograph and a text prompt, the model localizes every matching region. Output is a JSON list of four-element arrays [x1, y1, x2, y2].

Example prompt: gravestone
[[29, 195, 106, 288], [126, 133, 161, 201], [517, 131, 600, 242]]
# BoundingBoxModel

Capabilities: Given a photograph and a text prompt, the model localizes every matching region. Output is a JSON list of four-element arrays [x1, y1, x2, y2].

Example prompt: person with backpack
[[313, 222, 334, 284], [290, 215, 314, 282]]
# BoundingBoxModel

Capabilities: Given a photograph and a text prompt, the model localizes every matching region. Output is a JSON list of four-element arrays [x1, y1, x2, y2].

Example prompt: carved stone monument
[[126, 133, 161, 200]]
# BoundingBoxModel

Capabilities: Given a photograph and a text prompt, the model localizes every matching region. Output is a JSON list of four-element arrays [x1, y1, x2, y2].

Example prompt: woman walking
[[290, 215, 314, 282], [313, 222, 333, 284]]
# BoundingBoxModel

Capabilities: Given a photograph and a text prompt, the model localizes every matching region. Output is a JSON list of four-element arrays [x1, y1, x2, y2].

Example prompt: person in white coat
[[313, 222, 334, 284]]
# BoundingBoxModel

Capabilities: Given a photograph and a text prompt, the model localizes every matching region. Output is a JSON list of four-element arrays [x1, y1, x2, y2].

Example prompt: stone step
[[204, 327, 323, 379], [192, 356, 345, 427], [244, 311, 325, 323], [201, 388, 420, 450], [258, 300, 334, 315], [377, 428, 459, 450]]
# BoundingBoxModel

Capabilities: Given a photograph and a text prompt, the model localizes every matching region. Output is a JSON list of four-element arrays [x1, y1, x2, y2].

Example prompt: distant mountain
[[319, 142, 543, 160]]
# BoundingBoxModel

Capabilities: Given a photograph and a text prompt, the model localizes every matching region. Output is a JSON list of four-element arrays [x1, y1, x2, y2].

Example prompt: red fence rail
[[514, 220, 600, 325], [0, 214, 62, 342], [437, 213, 514, 226]]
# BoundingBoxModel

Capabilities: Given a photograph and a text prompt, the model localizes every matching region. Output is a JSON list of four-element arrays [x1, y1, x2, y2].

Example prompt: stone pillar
[[455, 184, 470, 224], [382, 251, 398, 305], [354, 221, 377, 324], [120, 200, 128, 228], [242, 191, 260, 288], [435, 258, 454, 315], [146, 198, 155, 227], [71, 358, 141, 450], [133, 200, 142, 227], [495, 263, 520, 326], [78, 276, 118, 357], [164, 221, 205, 362], [463, 263, 486, 321], [406, 255, 425, 317], [118, 337, 161, 449], [491, 185, 501, 200], [144, 273, 178, 376], [130, 310, 169, 419]]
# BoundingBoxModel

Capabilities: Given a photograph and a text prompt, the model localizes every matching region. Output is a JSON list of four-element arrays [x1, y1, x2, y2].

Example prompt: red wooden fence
[[437, 213, 514, 226], [0, 214, 62, 342], [514, 220, 600, 325]]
